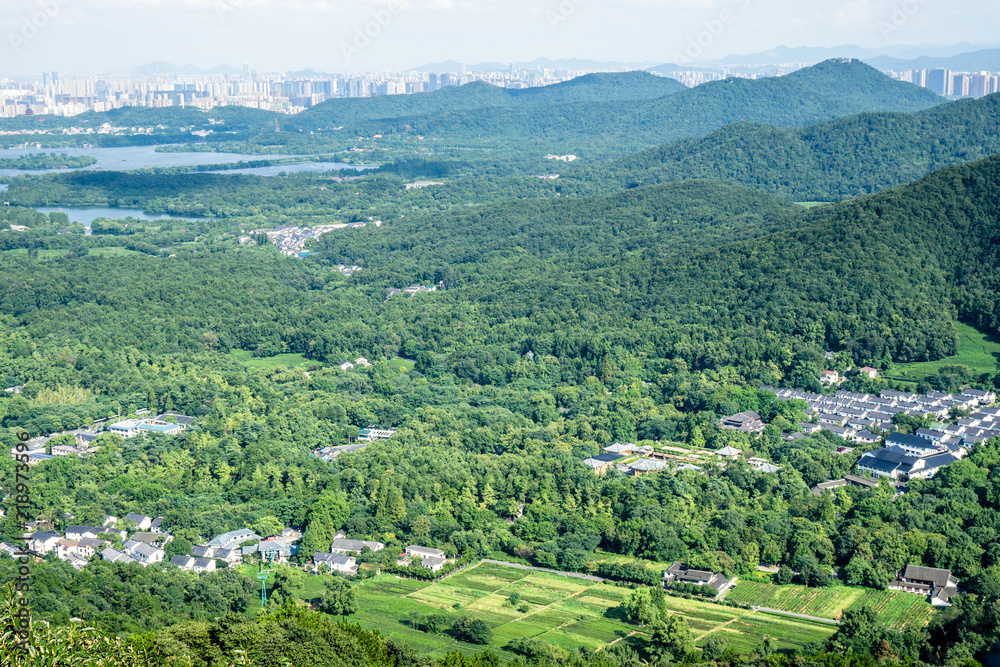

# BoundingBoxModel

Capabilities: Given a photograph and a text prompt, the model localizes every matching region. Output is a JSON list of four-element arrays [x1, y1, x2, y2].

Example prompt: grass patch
[[387, 357, 416, 372], [888, 321, 1000, 382], [229, 349, 316, 370]]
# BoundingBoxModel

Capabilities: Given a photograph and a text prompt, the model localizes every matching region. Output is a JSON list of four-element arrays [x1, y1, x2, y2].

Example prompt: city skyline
[[3, 0, 1000, 77]]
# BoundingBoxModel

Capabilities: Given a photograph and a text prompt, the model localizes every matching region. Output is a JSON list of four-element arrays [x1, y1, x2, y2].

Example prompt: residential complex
[[766, 385, 998, 482]]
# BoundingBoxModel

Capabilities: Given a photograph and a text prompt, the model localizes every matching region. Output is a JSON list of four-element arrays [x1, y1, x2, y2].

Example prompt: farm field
[[725, 581, 937, 630], [352, 561, 837, 659], [887, 321, 1000, 381]]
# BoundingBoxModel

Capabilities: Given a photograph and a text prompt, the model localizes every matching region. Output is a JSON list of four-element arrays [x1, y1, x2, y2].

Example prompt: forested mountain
[[312, 154, 1000, 378], [0, 104, 278, 134], [338, 60, 942, 150], [564, 93, 1000, 200], [287, 71, 687, 129], [317, 180, 803, 273]]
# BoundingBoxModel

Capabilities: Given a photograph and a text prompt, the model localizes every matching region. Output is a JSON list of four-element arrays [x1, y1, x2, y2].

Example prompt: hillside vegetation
[[565, 93, 1000, 200], [343, 60, 942, 151], [288, 71, 687, 129]]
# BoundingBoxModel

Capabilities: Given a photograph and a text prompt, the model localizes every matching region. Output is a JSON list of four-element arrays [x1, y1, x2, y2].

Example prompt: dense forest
[[0, 153, 97, 170], [560, 93, 1000, 200]]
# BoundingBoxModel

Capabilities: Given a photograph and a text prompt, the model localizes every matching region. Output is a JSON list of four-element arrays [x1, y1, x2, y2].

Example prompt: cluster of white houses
[[764, 386, 998, 481], [106, 413, 194, 438], [10, 413, 196, 466], [1, 513, 170, 570], [761, 386, 1000, 444], [764, 386, 997, 445], [3, 517, 311, 574]]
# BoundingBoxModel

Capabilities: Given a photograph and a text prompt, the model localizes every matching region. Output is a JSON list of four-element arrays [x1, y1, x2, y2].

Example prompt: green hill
[[314, 155, 1000, 378], [285, 71, 686, 129], [0, 103, 279, 135], [342, 60, 942, 152], [567, 93, 1000, 200]]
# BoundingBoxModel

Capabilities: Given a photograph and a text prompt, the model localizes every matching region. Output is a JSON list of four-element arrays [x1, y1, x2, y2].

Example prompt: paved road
[[752, 606, 840, 625], [481, 559, 604, 583]]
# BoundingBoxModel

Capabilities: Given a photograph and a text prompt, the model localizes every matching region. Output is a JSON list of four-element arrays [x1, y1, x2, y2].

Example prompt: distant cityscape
[[2, 60, 999, 120], [0, 64, 634, 119], [884, 68, 1000, 97]]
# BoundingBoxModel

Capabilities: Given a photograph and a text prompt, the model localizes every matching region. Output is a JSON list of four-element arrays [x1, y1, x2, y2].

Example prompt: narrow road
[[752, 606, 840, 625], [480, 559, 604, 583]]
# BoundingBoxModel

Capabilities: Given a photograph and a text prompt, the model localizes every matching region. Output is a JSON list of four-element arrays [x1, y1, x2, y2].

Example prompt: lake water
[[0, 145, 371, 178], [35, 206, 207, 234], [204, 162, 368, 176]]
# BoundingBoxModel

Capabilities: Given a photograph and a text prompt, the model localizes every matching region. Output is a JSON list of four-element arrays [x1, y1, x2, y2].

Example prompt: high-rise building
[[951, 73, 970, 97], [243, 63, 251, 81], [970, 73, 990, 98], [927, 68, 950, 96], [911, 69, 927, 88]]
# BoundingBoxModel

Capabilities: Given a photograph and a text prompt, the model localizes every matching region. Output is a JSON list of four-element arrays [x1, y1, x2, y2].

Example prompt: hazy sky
[[1, 0, 998, 76]]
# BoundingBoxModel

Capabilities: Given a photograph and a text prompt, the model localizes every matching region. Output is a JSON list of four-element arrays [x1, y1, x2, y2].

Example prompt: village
[[239, 218, 381, 258], [764, 384, 999, 482], [5, 508, 453, 581]]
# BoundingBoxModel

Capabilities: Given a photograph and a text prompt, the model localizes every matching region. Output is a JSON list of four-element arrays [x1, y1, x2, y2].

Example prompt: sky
[[1, 0, 999, 76]]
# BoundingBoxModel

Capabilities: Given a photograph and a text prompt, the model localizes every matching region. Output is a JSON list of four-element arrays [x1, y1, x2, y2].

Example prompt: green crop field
[[887, 322, 1000, 382], [351, 562, 836, 659], [725, 581, 936, 629]]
